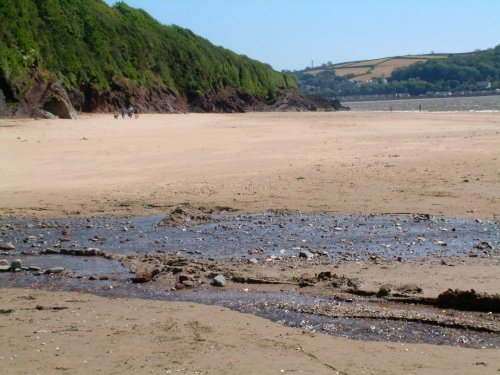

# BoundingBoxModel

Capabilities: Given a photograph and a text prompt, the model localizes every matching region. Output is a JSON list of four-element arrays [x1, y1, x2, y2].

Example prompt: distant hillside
[[304, 54, 450, 82], [291, 47, 500, 99], [0, 0, 298, 117]]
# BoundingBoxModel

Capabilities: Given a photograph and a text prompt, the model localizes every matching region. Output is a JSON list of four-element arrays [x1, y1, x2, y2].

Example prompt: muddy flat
[[0, 112, 499, 374]]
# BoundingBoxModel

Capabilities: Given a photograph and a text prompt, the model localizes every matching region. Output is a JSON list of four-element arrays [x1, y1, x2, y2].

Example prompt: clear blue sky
[[104, 0, 500, 71]]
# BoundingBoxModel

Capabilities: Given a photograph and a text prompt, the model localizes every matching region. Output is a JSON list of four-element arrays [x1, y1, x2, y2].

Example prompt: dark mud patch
[[437, 289, 500, 313]]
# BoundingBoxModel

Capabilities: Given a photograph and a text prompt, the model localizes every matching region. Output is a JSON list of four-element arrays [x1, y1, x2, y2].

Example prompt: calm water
[[344, 95, 500, 112]]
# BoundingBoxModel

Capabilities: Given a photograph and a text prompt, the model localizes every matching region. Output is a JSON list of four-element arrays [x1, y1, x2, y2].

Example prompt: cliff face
[[0, 0, 304, 117]]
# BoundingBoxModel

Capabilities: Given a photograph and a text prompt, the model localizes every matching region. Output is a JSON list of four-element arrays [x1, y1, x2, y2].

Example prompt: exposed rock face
[[31, 108, 59, 119], [38, 81, 78, 119], [189, 88, 266, 113], [269, 92, 349, 112], [8, 72, 77, 119], [0, 89, 6, 117], [5, 77, 349, 117]]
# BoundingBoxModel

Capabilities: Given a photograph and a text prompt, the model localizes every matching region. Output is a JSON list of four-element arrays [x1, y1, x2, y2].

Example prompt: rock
[[473, 241, 493, 250], [182, 280, 195, 288], [178, 274, 193, 283], [44, 267, 65, 274], [0, 263, 10, 272], [212, 274, 226, 287], [248, 258, 259, 264], [174, 283, 186, 290], [377, 284, 392, 297], [434, 240, 447, 246], [248, 247, 264, 255], [31, 108, 59, 119], [38, 81, 78, 119], [299, 250, 314, 259], [0, 242, 15, 251], [11, 259, 22, 269], [0, 259, 9, 266], [131, 271, 152, 283]]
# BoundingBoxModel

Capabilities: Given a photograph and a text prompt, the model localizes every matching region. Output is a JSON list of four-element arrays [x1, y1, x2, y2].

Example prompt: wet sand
[[0, 112, 499, 373], [0, 112, 498, 219], [1, 288, 499, 375]]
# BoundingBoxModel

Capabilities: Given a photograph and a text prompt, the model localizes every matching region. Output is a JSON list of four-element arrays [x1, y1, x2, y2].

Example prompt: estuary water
[[344, 95, 500, 112]]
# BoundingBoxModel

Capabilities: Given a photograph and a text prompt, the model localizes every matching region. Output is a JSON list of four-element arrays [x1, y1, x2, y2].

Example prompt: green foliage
[[291, 47, 500, 98], [0, 0, 296, 101]]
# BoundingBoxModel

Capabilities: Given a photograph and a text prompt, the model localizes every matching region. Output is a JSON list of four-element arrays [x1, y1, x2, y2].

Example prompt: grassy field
[[305, 54, 450, 81]]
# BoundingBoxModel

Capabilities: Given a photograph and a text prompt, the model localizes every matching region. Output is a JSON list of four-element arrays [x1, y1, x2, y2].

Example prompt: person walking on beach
[[120, 107, 125, 119], [127, 106, 134, 119], [419, 104, 422, 112]]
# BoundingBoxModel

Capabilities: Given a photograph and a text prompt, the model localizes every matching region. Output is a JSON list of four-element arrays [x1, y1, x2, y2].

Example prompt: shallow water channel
[[1, 213, 498, 348]]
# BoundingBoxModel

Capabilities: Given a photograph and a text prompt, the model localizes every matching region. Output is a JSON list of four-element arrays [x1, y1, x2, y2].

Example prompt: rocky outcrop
[[31, 108, 59, 119], [269, 92, 350, 112], [7, 72, 78, 119], [37, 81, 78, 119], [189, 88, 266, 113], [4, 78, 349, 117]]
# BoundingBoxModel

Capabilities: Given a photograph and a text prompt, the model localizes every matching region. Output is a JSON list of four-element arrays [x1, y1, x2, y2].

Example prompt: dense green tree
[[0, 0, 296, 106]]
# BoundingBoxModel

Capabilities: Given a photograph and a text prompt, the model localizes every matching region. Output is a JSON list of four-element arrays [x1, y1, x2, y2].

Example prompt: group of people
[[114, 106, 137, 119]]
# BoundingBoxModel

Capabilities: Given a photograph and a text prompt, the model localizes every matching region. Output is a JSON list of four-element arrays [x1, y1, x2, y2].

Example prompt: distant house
[[477, 81, 491, 89]]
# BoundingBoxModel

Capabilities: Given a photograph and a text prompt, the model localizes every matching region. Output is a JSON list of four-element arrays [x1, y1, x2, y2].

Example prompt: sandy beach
[[1, 111, 499, 374], [0, 112, 498, 219]]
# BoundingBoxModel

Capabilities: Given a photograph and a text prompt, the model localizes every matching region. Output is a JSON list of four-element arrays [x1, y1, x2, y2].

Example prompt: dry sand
[[0, 111, 498, 219], [1, 111, 499, 374]]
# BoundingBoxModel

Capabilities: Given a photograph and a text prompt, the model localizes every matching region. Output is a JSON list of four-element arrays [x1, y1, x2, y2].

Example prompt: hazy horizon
[[106, 0, 500, 71]]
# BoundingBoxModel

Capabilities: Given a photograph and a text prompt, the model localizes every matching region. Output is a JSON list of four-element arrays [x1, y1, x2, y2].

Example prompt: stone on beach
[[0, 242, 15, 251], [11, 259, 22, 270], [212, 275, 226, 287], [44, 267, 65, 274]]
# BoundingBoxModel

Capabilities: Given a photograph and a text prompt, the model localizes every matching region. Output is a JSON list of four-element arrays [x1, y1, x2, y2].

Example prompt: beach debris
[[131, 271, 153, 283], [212, 274, 226, 287], [0, 242, 15, 251], [11, 259, 22, 270], [473, 241, 493, 251], [248, 247, 264, 255], [299, 250, 314, 259], [0, 259, 10, 272], [413, 213, 431, 222], [178, 274, 196, 288], [434, 240, 447, 246], [44, 267, 65, 274]]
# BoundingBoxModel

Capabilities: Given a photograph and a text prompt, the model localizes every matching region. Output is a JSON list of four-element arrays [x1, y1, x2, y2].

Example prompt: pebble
[[0, 242, 15, 251], [212, 274, 226, 287], [11, 259, 22, 269], [44, 267, 65, 274], [299, 250, 314, 259]]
